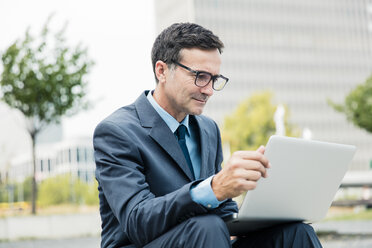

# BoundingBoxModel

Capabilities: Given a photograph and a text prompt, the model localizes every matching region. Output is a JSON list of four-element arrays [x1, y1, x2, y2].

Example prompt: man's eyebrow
[[193, 67, 218, 76]]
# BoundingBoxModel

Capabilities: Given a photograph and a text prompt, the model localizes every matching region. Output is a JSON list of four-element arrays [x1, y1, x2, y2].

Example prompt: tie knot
[[176, 124, 187, 140]]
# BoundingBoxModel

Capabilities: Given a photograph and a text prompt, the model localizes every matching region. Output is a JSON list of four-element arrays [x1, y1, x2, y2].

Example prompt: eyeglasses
[[172, 61, 229, 91]]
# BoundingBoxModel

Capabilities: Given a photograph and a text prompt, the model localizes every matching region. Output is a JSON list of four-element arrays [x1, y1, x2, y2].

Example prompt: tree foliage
[[0, 16, 94, 214], [0, 17, 93, 135], [329, 75, 372, 133], [222, 91, 299, 153]]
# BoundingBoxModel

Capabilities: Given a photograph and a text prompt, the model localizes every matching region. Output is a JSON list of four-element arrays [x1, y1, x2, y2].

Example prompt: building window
[[48, 159, 51, 172], [84, 148, 88, 163], [68, 148, 72, 163], [85, 171, 89, 183], [76, 148, 80, 163]]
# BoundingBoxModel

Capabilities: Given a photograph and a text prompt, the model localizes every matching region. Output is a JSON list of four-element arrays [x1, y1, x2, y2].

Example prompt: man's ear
[[155, 60, 168, 84]]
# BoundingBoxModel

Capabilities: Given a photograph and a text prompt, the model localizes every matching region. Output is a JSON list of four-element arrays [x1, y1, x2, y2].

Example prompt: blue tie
[[176, 124, 195, 179]]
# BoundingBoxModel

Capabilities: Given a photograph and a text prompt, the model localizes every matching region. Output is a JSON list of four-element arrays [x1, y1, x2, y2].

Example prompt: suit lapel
[[193, 116, 210, 179], [149, 121, 195, 180], [135, 91, 195, 181]]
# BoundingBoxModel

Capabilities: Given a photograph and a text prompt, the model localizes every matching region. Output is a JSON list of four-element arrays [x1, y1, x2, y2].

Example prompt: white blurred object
[[362, 186, 371, 200], [274, 104, 285, 136], [302, 127, 312, 140], [223, 142, 231, 161]]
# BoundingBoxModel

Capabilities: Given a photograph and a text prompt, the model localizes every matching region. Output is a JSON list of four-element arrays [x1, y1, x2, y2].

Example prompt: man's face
[[158, 48, 222, 122]]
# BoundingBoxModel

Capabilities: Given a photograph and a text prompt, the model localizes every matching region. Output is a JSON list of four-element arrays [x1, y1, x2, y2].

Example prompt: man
[[94, 23, 322, 248]]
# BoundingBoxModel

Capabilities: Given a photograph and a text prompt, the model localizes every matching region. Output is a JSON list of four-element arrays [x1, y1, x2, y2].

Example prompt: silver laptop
[[224, 135, 356, 235]]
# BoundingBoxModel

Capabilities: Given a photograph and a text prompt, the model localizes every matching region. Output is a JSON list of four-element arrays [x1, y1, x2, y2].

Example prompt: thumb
[[256, 145, 265, 154]]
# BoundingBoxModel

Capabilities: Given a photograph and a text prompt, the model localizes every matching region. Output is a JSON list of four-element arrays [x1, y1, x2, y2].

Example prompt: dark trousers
[[144, 215, 323, 248]]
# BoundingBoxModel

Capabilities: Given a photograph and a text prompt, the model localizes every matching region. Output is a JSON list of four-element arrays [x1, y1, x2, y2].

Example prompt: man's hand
[[211, 146, 271, 201]]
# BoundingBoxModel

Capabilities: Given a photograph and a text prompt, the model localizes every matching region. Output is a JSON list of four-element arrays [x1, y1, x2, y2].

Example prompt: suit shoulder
[[94, 104, 138, 133]]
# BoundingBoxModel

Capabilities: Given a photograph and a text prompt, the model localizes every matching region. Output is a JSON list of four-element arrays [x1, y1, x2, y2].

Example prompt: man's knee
[[284, 222, 316, 235], [282, 222, 322, 248], [186, 214, 229, 234], [183, 215, 231, 246], [144, 215, 231, 248]]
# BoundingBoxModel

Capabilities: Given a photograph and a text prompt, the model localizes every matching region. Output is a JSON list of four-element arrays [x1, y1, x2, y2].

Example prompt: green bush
[[0, 184, 8, 202], [38, 174, 98, 207], [83, 180, 99, 205], [0, 178, 32, 203], [38, 175, 70, 206], [22, 177, 32, 202]]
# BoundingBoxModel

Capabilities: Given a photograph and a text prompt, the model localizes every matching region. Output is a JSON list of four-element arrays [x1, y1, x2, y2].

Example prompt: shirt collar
[[147, 90, 190, 134]]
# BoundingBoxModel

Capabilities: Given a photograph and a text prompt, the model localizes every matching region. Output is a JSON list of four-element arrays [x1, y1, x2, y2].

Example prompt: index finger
[[237, 151, 270, 169]]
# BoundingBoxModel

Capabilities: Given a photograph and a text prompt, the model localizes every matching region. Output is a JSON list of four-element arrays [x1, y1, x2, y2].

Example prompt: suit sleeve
[[210, 120, 239, 217], [94, 120, 208, 247]]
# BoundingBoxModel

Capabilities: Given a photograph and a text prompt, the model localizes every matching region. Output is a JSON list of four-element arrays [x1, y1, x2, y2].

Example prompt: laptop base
[[224, 214, 303, 235]]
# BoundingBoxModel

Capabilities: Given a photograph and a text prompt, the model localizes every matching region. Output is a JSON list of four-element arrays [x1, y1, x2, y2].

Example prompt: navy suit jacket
[[93, 91, 238, 248]]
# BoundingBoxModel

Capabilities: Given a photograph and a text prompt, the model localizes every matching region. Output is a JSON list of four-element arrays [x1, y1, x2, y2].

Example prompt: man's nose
[[200, 81, 214, 96]]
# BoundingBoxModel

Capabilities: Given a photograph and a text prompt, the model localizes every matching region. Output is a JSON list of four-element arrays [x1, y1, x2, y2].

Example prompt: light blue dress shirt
[[147, 91, 223, 209]]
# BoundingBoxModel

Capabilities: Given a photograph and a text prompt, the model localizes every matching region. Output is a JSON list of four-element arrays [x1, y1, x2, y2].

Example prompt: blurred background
[[0, 0, 372, 247]]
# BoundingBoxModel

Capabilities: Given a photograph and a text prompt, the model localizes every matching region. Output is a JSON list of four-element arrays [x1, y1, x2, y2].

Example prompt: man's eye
[[197, 73, 211, 82]]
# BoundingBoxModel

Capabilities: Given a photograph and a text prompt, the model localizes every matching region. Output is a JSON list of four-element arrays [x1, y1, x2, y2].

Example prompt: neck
[[152, 88, 186, 122]]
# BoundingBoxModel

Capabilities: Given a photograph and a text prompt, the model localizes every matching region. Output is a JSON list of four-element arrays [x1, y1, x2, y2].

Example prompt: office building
[[155, 0, 372, 170], [8, 137, 95, 184]]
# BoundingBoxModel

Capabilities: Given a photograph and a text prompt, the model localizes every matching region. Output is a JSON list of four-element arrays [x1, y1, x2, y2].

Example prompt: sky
[[0, 0, 156, 160]]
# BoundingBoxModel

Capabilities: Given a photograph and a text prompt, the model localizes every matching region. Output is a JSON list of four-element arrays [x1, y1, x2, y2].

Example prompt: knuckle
[[230, 161, 240, 170], [253, 171, 262, 180], [232, 151, 244, 157], [251, 162, 262, 170], [232, 170, 241, 178], [249, 181, 257, 190], [256, 152, 264, 161], [236, 180, 247, 190]]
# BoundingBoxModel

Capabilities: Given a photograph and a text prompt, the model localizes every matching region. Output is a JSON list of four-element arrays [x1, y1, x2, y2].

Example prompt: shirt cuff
[[190, 176, 225, 209]]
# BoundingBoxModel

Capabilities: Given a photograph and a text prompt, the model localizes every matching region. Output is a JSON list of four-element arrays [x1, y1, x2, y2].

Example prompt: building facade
[[155, 0, 372, 170], [8, 137, 95, 184]]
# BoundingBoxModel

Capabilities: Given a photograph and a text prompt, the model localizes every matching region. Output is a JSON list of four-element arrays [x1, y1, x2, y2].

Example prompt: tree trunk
[[31, 135, 37, 215]]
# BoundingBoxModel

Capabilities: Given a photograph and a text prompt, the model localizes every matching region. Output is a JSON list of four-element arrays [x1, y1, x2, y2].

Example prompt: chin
[[189, 108, 204, 116]]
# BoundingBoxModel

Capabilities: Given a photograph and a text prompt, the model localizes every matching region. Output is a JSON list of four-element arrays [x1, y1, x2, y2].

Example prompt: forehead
[[179, 48, 222, 74]]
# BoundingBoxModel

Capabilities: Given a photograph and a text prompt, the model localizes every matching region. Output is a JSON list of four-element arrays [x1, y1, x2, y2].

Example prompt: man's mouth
[[193, 97, 208, 103]]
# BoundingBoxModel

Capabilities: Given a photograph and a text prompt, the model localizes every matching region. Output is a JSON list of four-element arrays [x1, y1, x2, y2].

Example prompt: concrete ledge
[[313, 220, 372, 235], [0, 212, 101, 240]]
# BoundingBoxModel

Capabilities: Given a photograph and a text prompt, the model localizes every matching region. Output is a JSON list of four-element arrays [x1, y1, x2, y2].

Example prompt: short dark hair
[[151, 23, 224, 83]]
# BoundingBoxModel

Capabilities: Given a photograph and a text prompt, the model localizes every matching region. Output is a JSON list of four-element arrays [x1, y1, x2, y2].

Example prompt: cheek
[[168, 74, 197, 101], [175, 79, 194, 96]]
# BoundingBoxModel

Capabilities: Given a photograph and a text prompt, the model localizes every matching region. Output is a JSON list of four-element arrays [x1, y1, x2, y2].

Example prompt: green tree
[[0, 17, 94, 214], [222, 91, 299, 153], [328, 75, 372, 133]]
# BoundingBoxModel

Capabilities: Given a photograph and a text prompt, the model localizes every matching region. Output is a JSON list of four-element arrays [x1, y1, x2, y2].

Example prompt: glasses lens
[[213, 77, 227, 91], [195, 72, 212, 87]]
